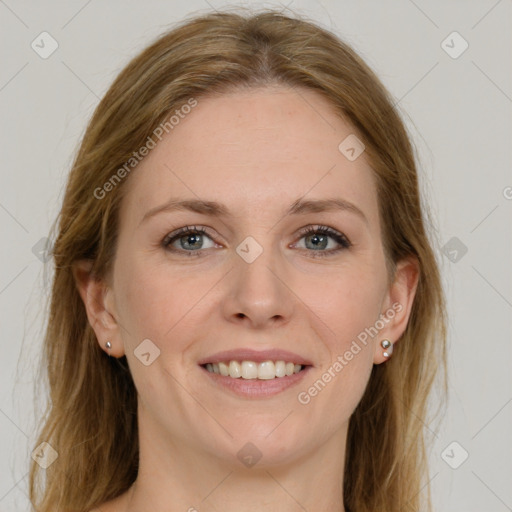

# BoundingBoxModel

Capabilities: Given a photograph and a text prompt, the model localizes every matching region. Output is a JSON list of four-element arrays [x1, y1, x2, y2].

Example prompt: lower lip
[[199, 365, 312, 398]]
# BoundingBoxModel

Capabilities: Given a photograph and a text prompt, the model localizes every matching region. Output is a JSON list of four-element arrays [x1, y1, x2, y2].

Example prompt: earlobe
[[380, 339, 393, 358], [73, 260, 124, 357], [373, 256, 419, 364]]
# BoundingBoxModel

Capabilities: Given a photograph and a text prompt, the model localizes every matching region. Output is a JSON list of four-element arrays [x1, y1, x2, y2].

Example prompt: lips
[[197, 348, 313, 367], [197, 348, 313, 398]]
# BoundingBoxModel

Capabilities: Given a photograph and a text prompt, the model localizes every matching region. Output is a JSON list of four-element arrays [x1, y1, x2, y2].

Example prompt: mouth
[[200, 360, 307, 380], [197, 349, 313, 398]]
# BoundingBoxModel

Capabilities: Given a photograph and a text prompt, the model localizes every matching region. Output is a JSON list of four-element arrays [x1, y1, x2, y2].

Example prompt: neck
[[123, 416, 348, 512]]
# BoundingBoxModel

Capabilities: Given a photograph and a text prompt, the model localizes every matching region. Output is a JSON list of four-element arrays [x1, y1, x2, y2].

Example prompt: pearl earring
[[105, 341, 112, 351], [381, 339, 393, 358]]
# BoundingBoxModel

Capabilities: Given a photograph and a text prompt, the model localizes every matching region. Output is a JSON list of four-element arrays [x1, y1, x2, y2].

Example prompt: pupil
[[184, 234, 201, 249], [309, 234, 326, 250]]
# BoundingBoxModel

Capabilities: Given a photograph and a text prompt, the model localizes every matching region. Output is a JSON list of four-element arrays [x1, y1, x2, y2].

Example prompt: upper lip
[[197, 348, 313, 366]]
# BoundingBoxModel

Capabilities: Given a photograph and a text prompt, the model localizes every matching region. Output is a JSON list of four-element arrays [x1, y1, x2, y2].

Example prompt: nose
[[221, 241, 295, 329]]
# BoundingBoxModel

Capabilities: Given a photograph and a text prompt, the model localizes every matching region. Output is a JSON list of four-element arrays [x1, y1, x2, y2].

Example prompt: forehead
[[119, 86, 379, 229]]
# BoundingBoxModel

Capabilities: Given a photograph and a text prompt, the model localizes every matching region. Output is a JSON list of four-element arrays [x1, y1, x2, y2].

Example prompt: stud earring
[[105, 341, 112, 351], [381, 339, 393, 358]]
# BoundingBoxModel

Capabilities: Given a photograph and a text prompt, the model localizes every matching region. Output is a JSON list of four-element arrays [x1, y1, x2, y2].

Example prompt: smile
[[202, 360, 304, 380]]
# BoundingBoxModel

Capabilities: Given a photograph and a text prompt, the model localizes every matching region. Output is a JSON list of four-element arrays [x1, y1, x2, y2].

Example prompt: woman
[[30, 9, 447, 512]]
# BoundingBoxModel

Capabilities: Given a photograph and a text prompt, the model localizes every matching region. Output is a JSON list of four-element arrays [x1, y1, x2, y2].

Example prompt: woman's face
[[93, 86, 416, 468]]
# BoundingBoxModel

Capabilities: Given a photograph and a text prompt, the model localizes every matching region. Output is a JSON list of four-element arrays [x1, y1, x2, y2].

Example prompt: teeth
[[258, 361, 275, 380], [204, 360, 304, 379], [241, 361, 258, 379], [218, 362, 229, 376], [229, 360, 241, 378]]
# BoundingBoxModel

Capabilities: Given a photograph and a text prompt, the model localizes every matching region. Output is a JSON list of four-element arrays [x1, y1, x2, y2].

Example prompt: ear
[[73, 260, 125, 357], [373, 255, 419, 364]]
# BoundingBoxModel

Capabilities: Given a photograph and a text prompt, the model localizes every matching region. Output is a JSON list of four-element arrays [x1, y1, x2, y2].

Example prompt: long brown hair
[[29, 9, 447, 512]]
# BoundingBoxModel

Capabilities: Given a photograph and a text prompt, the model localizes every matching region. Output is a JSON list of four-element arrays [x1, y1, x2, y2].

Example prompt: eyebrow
[[139, 197, 369, 227]]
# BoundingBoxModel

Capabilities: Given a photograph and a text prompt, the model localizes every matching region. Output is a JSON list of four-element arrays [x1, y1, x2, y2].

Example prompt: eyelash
[[161, 225, 352, 258]]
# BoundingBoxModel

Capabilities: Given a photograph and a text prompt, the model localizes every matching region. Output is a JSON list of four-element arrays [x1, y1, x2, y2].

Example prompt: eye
[[162, 226, 218, 256], [293, 225, 351, 257], [161, 224, 351, 258]]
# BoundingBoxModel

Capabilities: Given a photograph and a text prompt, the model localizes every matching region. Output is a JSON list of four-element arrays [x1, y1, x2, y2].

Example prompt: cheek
[[114, 256, 177, 344], [308, 265, 386, 349], [115, 256, 216, 352], [321, 268, 385, 409]]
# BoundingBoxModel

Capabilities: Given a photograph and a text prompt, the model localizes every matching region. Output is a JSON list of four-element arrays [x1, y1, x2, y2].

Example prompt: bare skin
[[76, 85, 418, 512]]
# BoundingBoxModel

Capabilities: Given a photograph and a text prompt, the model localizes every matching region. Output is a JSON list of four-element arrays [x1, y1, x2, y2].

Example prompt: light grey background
[[1, 1, 511, 511]]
